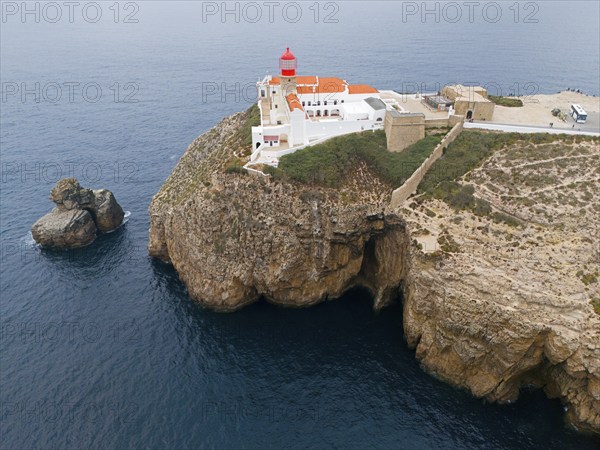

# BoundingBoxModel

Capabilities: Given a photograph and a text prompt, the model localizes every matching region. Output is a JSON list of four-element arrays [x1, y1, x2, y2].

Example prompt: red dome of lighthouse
[[279, 47, 297, 77]]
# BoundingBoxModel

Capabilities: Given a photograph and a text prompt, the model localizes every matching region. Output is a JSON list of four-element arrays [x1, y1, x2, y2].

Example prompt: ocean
[[1, 1, 599, 448]]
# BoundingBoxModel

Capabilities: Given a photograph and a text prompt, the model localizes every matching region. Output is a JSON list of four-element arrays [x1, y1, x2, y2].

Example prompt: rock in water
[[49, 178, 94, 211], [31, 178, 125, 249], [31, 208, 96, 248], [92, 189, 125, 232]]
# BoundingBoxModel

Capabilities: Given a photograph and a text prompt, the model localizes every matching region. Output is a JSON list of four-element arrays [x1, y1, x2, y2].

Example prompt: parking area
[[490, 91, 600, 133]]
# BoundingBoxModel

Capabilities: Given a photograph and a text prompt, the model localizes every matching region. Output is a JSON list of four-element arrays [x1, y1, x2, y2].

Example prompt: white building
[[251, 48, 387, 165]]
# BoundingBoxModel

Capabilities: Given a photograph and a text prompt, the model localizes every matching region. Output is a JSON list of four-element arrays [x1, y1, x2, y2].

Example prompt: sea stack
[[31, 178, 125, 249]]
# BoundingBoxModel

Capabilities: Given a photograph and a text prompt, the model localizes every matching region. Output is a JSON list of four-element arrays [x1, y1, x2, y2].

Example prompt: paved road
[[464, 121, 600, 136]]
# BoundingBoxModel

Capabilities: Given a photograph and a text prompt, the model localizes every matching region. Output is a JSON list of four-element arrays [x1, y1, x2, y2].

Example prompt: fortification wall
[[425, 118, 450, 128], [390, 120, 464, 208], [385, 112, 426, 152]]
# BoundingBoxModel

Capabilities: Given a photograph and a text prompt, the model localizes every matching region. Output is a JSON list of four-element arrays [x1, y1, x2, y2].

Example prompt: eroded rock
[[148, 110, 407, 311], [32, 178, 125, 249], [31, 208, 96, 248], [91, 189, 125, 232], [148, 108, 600, 435]]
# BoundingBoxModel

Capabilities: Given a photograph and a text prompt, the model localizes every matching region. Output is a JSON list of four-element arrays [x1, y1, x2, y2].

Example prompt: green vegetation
[[225, 161, 248, 175], [591, 298, 600, 315], [489, 95, 524, 107], [577, 270, 599, 286], [418, 131, 582, 196], [271, 131, 441, 188], [437, 231, 461, 253], [420, 132, 512, 195], [415, 131, 579, 226], [299, 189, 325, 203], [228, 104, 261, 151], [163, 104, 260, 206]]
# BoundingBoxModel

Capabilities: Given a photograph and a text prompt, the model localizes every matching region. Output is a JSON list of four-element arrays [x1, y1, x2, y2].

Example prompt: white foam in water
[[21, 231, 39, 248], [106, 211, 131, 233]]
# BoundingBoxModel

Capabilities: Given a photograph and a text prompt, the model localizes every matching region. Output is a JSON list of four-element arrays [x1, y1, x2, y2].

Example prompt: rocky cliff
[[149, 109, 409, 311], [149, 108, 599, 434], [403, 135, 599, 434]]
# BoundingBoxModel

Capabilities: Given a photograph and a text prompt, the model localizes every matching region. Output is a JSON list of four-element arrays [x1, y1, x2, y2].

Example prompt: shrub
[[225, 158, 247, 175], [438, 232, 460, 253], [488, 95, 524, 107], [473, 198, 492, 216], [591, 298, 600, 315], [231, 104, 261, 148], [579, 271, 599, 286], [418, 131, 576, 197], [492, 212, 522, 227], [277, 131, 441, 188], [424, 208, 436, 218], [299, 189, 325, 203]]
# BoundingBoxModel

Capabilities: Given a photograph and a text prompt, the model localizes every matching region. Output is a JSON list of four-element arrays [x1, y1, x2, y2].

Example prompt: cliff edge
[[149, 108, 409, 311], [149, 108, 599, 434]]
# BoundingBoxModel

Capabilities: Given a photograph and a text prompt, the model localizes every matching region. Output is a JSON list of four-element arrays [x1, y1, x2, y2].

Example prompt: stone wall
[[384, 111, 426, 152], [390, 120, 464, 208], [449, 114, 464, 127], [454, 99, 495, 121], [424, 118, 450, 128]]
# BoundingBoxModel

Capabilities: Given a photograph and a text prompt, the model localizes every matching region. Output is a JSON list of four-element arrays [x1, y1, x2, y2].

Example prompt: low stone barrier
[[425, 118, 450, 128]]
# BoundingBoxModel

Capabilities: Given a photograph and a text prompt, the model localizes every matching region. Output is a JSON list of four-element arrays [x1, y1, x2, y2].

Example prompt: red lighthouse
[[279, 47, 297, 77]]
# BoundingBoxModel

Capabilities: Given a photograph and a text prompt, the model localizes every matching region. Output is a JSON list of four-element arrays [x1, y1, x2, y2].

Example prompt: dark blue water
[[1, 2, 599, 448]]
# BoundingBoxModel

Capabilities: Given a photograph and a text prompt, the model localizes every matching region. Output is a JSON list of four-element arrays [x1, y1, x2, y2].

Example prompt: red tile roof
[[286, 94, 303, 112], [296, 76, 318, 85], [348, 84, 379, 94], [270, 76, 347, 93]]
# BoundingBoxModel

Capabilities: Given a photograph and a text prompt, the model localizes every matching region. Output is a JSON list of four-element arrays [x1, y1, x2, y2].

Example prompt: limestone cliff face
[[148, 110, 409, 311], [401, 134, 600, 434], [149, 109, 599, 434], [403, 259, 599, 434]]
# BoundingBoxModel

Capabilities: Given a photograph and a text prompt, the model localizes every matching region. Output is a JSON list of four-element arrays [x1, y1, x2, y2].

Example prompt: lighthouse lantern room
[[279, 47, 297, 76], [279, 47, 298, 96]]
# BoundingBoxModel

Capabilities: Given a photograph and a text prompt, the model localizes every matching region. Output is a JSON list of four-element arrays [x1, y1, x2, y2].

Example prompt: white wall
[[289, 109, 307, 146]]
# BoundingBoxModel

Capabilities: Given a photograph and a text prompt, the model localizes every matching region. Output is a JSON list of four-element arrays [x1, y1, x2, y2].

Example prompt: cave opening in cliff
[[356, 234, 405, 311], [360, 236, 379, 279]]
